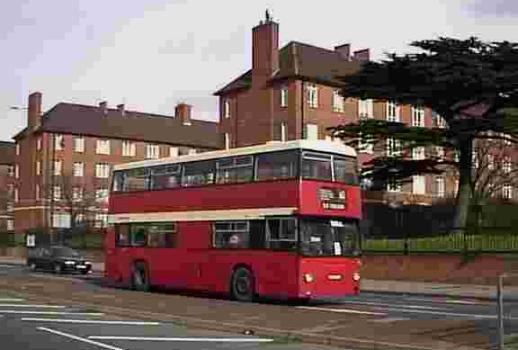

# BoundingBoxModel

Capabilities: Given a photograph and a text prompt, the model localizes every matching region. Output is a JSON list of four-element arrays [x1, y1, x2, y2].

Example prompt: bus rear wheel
[[131, 261, 150, 292], [230, 267, 255, 302]]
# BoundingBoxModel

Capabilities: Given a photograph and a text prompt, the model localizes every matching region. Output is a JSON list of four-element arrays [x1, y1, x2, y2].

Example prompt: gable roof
[[214, 41, 362, 95], [0, 141, 15, 165], [13, 103, 222, 149]]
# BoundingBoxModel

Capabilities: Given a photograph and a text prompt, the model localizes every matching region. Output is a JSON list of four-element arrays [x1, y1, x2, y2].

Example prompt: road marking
[[296, 306, 386, 316], [0, 298, 24, 302], [0, 264, 15, 268], [339, 300, 446, 310], [23, 318, 161, 325], [88, 336, 274, 343], [0, 304, 66, 309], [37, 327, 124, 350], [382, 307, 518, 320], [405, 297, 485, 305], [0, 310, 104, 316]]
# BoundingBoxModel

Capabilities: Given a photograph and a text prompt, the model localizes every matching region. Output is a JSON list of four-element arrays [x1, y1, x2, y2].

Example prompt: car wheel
[[230, 267, 255, 302], [132, 261, 150, 292], [53, 263, 62, 274]]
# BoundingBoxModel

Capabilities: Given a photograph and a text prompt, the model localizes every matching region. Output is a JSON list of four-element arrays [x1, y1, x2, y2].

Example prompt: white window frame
[[280, 122, 287, 142], [502, 184, 513, 200], [53, 186, 61, 200], [412, 146, 425, 160], [169, 146, 179, 158], [95, 163, 110, 179], [411, 106, 425, 127], [145, 144, 160, 159], [224, 133, 231, 150], [386, 138, 401, 157], [280, 87, 288, 108], [95, 188, 109, 203], [96, 139, 110, 155], [412, 175, 426, 195], [435, 177, 445, 198], [223, 99, 230, 119], [503, 158, 512, 173], [386, 101, 400, 122], [54, 134, 64, 151], [307, 84, 318, 108], [358, 132, 373, 154], [14, 188, 19, 203], [35, 184, 40, 200], [15, 164, 19, 179], [435, 146, 445, 161], [387, 179, 402, 193], [122, 141, 136, 157], [305, 124, 319, 140], [95, 213, 108, 228], [6, 219, 13, 231], [36, 137, 41, 151], [332, 90, 344, 113], [433, 112, 447, 128], [53, 160, 62, 176], [73, 187, 83, 201], [52, 212, 71, 229], [73, 162, 84, 177], [74, 136, 84, 153], [36, 161, 41, 176], [358, 99, 373, 119]]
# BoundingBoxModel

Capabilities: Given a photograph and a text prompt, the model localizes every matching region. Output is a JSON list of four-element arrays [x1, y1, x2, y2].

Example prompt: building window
[[412, 146, 425, 160], [412, 106, 425, 127], [122, 141, 136, 157], [96, 139, 110, 155], [358, 99, 373, 119], [169, 147, 179, 157], [74, 136, 84, 153], [307, 84, 318, 108], [14, 188, 19, 203], [435, 177, 445, 198], [224, 133, 231, 150], [16, 143, 20, 155], [412, 175, 426, 194], [387, 179, 402, 193], [6, 219, 13, 231], [432, 112, 447, 128], [95, 213, 108, 228], [73, 187, 83, 201], [36, 161, 41, 176], [332, 90, 344, 112], [305, 124, 319, 140], [145, 144, 160, 159], [386, 138, 401, 157], [503, 184, 513, 200], [188, 148, 197, 155], [73, 162, 84, 177], [95, 163, 110, 178], [280, 122, 287, 142], [53, 186, 61, 200], [52, 213, 71, 228], [35, 184, 40, 200], [280, 87, 288, 108], [7, 165, 14, 177], [54, 134, 64, 150], [223, 99, 230, 119], [358, 133, 374, 154], [472, 151, 478, 168], [386, 101, 399, 122], [503, 158, 512, 173], [95, 188, 109, 203], [435, 146, 445, 161], [53, 160, 62, 176], [15, 164, 19, 179], [36, 137, 42, 151]]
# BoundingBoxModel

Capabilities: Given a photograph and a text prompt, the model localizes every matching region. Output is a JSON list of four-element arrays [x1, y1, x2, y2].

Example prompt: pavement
[[0, 259, 505, 350]]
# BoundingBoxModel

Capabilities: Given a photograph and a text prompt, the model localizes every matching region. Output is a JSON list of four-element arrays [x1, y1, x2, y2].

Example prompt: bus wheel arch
[[131, 260, 150, 292], [230, 264, 256, 302]]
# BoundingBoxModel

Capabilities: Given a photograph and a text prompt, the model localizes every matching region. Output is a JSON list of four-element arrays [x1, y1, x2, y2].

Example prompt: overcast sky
[[1, 0, 517, 141]]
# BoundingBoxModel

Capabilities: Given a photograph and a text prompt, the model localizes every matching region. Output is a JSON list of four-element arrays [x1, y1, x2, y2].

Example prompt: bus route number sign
[[318, 188, 347, 210]]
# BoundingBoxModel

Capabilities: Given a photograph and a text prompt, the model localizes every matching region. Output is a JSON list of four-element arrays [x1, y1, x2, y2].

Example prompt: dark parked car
[[26, 246, 92, 275]]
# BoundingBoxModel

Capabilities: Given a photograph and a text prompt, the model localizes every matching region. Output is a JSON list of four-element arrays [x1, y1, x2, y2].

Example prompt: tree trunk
[[452, 135, 473, 234]]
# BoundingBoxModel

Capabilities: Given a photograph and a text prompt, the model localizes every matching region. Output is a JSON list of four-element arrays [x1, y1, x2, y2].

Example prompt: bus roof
[[114, 139, 357, 171]]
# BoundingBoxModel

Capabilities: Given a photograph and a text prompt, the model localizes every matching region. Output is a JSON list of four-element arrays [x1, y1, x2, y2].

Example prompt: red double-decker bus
[[105, 140, 362, 301]]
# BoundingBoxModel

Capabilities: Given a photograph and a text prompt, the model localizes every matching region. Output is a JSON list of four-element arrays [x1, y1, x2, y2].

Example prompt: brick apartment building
[[215, 15, 517, 206], [12, 92, 222, 234], [0, 141, 15, 234]]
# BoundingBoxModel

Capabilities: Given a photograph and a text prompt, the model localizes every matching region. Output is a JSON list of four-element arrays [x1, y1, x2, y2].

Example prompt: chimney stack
[[28, 91, 42, 130], [117, 103, 125, 116], [252, 11, 279, 87], [334, 44, 351, 61], [99, 101, 108, 116], [175, 103, 192, 125], [353, 49, 370, 62]]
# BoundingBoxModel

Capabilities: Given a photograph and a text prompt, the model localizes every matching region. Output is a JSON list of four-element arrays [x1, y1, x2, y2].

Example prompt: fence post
[[497, 273, 506, 350]]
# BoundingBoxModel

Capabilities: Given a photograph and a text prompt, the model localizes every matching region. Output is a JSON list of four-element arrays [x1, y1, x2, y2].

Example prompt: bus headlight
[[303, 273, 315, 283], [353, 272, 361, 281]]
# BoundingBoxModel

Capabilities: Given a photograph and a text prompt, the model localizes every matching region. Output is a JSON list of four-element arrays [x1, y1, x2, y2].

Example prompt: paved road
[[1, 262, 512, 348]]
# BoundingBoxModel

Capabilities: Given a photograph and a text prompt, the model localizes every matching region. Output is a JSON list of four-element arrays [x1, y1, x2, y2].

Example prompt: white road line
[[0, 298, 24, 302], [0, 310, 104, 316], [88, 336, 274, 343], [37, 327, 124, 350], [405, 297, 485, 305], [23, 318, 161, 325], [0, 304, 66, 308], [0, 264, 15, 268], [340, 300, 446, 310], [382, 307, 517, 320], [296, 306, 386, 316]]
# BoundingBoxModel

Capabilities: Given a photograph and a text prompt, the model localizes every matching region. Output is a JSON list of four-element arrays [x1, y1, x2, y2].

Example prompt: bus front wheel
[[131, 261, 150, 292], [230, 267, 255, 302]]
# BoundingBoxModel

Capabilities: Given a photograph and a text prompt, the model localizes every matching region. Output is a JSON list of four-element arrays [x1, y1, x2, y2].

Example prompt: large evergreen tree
[[330, 37, 518, 232]]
